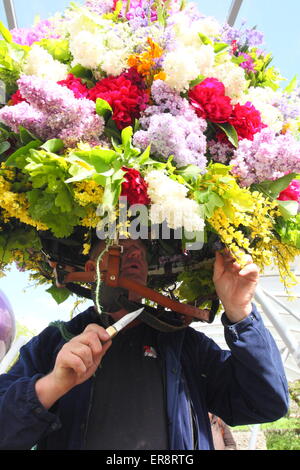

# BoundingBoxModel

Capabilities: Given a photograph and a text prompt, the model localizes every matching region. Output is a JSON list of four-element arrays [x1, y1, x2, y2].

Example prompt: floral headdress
[[0, 0, 299, 310]]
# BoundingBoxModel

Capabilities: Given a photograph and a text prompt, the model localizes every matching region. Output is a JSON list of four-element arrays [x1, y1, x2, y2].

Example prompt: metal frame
[[227, 0, 244, 26], [2, 0, 18, 29]]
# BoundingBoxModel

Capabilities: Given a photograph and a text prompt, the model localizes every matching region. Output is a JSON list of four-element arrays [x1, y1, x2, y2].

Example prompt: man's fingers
[[239, 263, 260, 278]]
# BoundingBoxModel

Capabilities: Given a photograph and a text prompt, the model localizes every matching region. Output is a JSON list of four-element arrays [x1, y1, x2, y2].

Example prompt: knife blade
[[106, 307, 144, 339]]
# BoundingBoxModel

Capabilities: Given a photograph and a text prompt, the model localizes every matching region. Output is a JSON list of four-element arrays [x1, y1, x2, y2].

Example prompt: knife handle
[[106, 326, 118, 339]]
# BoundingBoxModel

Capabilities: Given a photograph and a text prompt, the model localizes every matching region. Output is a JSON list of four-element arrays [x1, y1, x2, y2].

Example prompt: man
[[0, 238, 289, 450]]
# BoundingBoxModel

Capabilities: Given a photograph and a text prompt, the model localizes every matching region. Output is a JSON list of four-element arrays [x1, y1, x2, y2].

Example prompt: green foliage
[[265, 429, 300, 450], [37, 38, 72, 63], [0, 228, 42, 265], [275, 214, 300, 249], [0, 22, 29, 96], [46, 285, 72, 304]]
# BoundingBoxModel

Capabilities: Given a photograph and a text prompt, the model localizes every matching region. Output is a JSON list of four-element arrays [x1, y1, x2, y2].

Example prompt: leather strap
[[60, 245, 217, 323]]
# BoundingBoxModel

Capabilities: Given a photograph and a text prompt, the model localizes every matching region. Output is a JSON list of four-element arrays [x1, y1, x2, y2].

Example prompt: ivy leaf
[[46, 285, 71, 304]]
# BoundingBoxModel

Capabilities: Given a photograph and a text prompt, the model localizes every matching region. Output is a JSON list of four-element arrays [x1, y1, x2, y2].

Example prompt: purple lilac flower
[[0, 101, 48, 138], [220, 22, 264, 48], [133, 81, 207, 170], [84, 0, 115, 15], [208, 140, 234, 164], [0, 75, 104, 147], [274, 87, 300, 121], [11, 19, 60, 47], [230, 128, 300, 186]]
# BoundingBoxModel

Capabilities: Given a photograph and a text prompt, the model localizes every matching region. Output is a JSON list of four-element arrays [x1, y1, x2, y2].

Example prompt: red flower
[[121, 167, 151, 206], [57, 74, 89, 99], [10, 89, 26, 105], [229, 102, 267, 141], [278, 180, 300, 203], [88, 72, 149, 130], [188, 78, 233, 123]]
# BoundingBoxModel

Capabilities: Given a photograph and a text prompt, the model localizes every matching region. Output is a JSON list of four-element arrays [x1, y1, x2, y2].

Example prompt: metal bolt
[[110, 275, 116, 281]]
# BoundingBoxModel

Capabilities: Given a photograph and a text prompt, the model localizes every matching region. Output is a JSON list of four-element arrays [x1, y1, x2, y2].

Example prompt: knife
[[105, 308, 144, 339]]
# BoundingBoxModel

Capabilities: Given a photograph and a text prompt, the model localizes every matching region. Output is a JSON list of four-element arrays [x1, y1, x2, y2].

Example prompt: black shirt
[[84, 322, 169, 450]]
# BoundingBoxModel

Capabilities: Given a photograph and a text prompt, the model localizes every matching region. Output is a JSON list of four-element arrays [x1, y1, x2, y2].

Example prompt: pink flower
[[10, 90, 27, 105], [188, 78, 233, 124], [229, 102, 267, 141], [57, 74, 89, 99], [88, 72, 149, 130], [278, 180, 300, 203], [121, 167, 151, 206]]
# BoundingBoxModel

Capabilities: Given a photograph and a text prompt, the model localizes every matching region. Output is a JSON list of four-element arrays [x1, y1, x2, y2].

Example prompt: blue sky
[[0, 0, 299, 332]]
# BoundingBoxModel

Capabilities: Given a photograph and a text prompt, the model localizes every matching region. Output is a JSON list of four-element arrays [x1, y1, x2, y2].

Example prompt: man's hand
[[35, 324, 112, 410], [213, 250, 259, 323]]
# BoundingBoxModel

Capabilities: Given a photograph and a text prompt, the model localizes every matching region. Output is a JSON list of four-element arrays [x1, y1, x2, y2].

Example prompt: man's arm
[[0, 323, 111, 449], [191, 304, 289, 426]]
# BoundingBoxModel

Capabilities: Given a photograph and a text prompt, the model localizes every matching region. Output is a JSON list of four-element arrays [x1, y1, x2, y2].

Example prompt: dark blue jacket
[[0, 304, 289, 450]]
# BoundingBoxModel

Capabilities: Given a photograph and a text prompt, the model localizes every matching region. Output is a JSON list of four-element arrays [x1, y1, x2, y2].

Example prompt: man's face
[[93, 239, 148, 286]]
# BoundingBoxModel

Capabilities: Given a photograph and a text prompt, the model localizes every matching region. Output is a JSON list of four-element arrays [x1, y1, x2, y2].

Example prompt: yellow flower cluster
[[0, 175, 48, 231], [73, 180, 104, 207], [208, 189, 300, 290]]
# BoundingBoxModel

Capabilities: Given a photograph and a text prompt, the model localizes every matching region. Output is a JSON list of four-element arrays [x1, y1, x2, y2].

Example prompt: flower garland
[[0, 0, 298, 306]]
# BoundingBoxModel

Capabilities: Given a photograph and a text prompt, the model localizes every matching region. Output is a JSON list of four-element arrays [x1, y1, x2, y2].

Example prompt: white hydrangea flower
[[171, 13, 221, 46], [102, 50, 129, 76], [163, 45, 214, 92], [145, 171, 205, 233], [239, 86, 284, 133], [69, 30, 106, 69], [22, 45, 68, 81], [212, 59, 248, 104]]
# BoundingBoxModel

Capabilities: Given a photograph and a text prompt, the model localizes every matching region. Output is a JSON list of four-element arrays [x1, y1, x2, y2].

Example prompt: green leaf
[[0, 141, 10, 154], [41, 139, 64, 154], [5, 140, 42, 167], [69, 64, 93, 80], [277, 200, 299, 220], [37, 39, 71, 63], [176, 165, 202, 180], [96, 98, 113, 119], [284, 75, 298, 93], [189, 74, 205, 88], [216, 123, 239, 148], [19, 126, 38, 145], [46, 285, 71, 304], [0, 21, 12, 43], [121, 126, 133, 147], [198, 33, 213, 46], [214, 43, 229, 54], [254, 173, 297, 198]]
